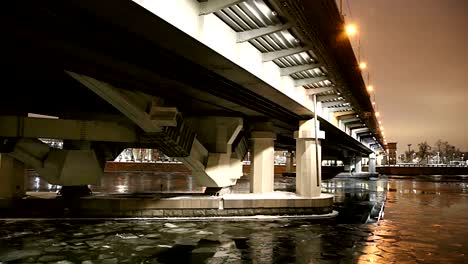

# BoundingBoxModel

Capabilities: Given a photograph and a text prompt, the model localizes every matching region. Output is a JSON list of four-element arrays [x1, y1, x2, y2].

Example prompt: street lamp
[[367, 85, 374, 92], [359, 62, 367, 70], [345, 24, 357, 37]]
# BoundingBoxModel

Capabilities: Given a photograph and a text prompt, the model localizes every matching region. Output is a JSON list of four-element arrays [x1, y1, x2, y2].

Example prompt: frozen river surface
[[1, 176, 468, 263]]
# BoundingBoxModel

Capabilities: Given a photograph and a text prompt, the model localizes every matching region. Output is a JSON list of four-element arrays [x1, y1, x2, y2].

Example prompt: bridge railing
[[378, 164, 468, 168]]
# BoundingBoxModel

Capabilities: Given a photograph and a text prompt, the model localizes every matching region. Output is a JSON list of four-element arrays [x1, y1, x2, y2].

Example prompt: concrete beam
[[279, 63, 321, 76], [0, 116, 138, 143], [341, 118, 360, 124], [337, 114, 358, 120], [348, 123, 366, 129], [317, 94, 341, 102], [357, 131, 372, 137], [305, 87, 334, 95], [237, 23, 292, 43], [333, 111, 356, 117], [294, 76, 329, 87], [352, 128, 370, 134], [66, 71, 175, 132], [322, 100, 346, 108], [328, 106, 353, 112], [262, 46, 310, 62], [199, 0, 244, 15]]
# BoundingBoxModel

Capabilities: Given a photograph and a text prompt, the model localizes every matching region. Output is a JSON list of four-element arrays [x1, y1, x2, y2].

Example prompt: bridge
[[1, 0, 383, 199]]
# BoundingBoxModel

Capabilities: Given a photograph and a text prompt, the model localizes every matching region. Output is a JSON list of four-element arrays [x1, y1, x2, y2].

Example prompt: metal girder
[[317, 94, 341, 102], [279, 62, 321, 75], [322, 100, 346, 108], [0, 116, 138, 143], [328, 106, 353, 112], [305, 87, 334, 95], [294, 76, 328, 87], [237, 23, 292, 43], [262, 46, 309, 62], [199, 0, 244, 15]]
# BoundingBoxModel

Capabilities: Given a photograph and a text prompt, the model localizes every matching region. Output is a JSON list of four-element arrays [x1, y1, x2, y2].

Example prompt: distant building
[[386, 142, 397, 165]]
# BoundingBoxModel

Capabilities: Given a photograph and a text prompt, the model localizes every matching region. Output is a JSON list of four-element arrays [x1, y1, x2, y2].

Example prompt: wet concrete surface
[[3, 174, 467, 263]]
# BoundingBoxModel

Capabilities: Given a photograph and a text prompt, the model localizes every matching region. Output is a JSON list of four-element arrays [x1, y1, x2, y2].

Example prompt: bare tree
[[417, 141, 431, 164]]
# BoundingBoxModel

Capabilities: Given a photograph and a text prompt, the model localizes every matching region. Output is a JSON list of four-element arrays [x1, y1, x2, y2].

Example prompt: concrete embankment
[[377, 166, 468, 176], [0, 192, 334, 219]]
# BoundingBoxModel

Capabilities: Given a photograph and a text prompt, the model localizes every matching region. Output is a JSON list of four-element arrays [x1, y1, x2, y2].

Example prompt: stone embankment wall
[[377, 166, 468, 176], [0, 195, 334, 218]]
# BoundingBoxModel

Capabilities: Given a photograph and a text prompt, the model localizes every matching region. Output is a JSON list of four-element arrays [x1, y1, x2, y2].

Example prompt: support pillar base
[[0, 154, 25, 199]]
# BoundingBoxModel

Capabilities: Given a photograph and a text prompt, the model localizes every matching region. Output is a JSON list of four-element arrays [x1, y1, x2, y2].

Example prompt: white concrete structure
[[295, 119, 325, 197], [285, 151, 294, 173], [0, 154, 25, 198], [354, 155, 362, 173], [369, 153, 377, 174], [250, 126, 276, 193]]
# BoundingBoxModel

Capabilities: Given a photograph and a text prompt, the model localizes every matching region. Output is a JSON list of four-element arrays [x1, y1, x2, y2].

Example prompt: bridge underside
[[3, 0, 370, 160]]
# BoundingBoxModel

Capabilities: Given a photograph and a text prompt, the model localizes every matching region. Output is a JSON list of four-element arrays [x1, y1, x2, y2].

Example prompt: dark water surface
[[2, 175, 467, 263]]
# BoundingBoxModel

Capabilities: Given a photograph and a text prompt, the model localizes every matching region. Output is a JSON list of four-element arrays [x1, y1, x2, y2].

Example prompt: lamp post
[[407, 144, 411, 162]]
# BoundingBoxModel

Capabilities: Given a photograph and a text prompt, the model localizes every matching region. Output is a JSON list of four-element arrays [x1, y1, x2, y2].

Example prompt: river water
[[1, 174, 467, 263]]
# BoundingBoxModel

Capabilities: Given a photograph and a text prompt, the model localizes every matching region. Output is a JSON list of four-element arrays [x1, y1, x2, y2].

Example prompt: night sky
[[345, 0, 468, 151]]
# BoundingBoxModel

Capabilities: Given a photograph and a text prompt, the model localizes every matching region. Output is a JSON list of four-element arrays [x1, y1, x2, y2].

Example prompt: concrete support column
[[343, 155, 353, 173], [0, 154, 25, 198], [294, 119, 325, 198], [285, 151, 294, 173], [369, 153, 376, 174], [250, 131, 276, 193], [355, 155, 362, 173]]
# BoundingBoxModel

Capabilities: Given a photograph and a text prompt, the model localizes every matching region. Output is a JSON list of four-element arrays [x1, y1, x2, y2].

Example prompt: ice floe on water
[[157, 245, 172, 248], [196, 230, 214, 235], [163, 223, 178, 228], [115, 233, 138, 239]]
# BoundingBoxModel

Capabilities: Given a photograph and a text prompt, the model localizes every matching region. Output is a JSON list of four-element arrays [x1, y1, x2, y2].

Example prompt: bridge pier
[[186, 116, 246, 189], [369, 153, 377, 174], [285, 150, 295, 173], [354, 155, 362, 173], [0, 154, 25, 198], [295, 119, 325, 198], [343, 155, 353, 173], [249, 123, 276, 193]]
